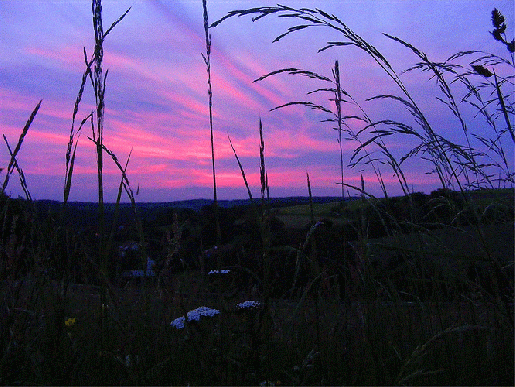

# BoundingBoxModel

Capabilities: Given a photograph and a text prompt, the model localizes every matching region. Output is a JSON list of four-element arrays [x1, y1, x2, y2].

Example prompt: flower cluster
[[208, 269, 230, 274], [171, 306, 220, 329], [64, 317, 76, 327], [237, 300, 261, 309]]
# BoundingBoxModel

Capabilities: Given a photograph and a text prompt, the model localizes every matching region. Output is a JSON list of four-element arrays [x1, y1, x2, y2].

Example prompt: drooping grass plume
[[213, 5, 514, 193], [211, 5, 410, 98], [450, 57, 514, 186], [254, 62, 395, 199], [491, 8, 515, 63]]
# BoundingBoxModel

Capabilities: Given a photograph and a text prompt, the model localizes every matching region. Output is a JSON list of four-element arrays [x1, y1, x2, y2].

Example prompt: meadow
[[1, 1, 514, 385]]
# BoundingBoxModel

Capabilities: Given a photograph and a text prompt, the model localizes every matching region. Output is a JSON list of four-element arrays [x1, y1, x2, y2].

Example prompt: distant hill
[[30, 188, 515, 214], [35, 196, 354, 213], [154, 196, 354, 211]]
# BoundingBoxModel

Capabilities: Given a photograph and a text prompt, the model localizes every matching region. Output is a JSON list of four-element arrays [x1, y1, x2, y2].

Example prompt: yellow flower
[[65, 317, 76, 327]]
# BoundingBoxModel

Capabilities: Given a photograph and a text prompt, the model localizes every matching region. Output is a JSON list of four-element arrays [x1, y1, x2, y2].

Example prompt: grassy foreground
[[0, 189, 513, 385]]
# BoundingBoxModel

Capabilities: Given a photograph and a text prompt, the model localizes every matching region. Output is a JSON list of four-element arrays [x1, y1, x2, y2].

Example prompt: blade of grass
[[228, 135, 253, 201], [2, 100, 41, 194], [2, 135, 31, 201]]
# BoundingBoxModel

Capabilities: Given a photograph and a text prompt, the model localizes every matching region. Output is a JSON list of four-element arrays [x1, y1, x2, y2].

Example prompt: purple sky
[[1, 0, 513, 202]]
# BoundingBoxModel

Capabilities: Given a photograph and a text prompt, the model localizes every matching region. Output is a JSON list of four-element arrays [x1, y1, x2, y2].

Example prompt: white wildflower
[[171, 316, 186, 329], [237, 300, 261, 309], [188, 306, 220, 320], [170, 306, 220, 329], [208, 269, 230, 274]]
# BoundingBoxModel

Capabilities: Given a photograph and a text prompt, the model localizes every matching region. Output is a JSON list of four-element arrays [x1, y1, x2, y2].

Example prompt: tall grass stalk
[[257, 118, 273, 383], [60, 1, 131, 378], [91, 0, 110, 369], [63, 0, 130, 205], [229, 120, 274, 381], [202, 0, 221, 251], [92, 0, 106, 236], [63, 0, 130, 271], [333, 61, 345, 201]]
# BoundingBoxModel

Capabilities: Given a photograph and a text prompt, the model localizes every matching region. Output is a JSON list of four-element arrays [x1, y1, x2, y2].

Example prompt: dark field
[[1, 189, 513, 385]]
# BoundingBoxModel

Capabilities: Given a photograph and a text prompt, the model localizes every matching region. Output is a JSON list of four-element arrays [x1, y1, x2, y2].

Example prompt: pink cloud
[[2, 0, 511, 202], [24, 45, 86, 71]]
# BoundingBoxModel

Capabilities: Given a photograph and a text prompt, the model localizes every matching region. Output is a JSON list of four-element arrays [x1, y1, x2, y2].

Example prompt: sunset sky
[[1, 0, 513, 202]]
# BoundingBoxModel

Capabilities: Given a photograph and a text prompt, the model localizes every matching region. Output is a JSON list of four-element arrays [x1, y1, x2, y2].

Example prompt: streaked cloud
[[0, 0, 513, 202]]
